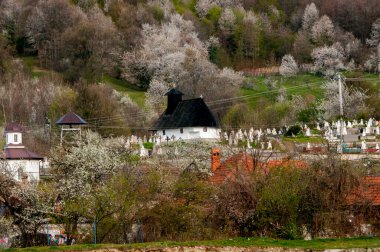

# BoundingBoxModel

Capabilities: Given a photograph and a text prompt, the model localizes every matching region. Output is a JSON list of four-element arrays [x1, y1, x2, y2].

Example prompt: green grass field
[[3, 237, 380, 251], [100, 75, 146, 107], [240, 74, 325, 108]]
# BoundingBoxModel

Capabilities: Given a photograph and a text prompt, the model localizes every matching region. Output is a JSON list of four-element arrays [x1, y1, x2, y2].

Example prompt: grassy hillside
[[19, 57, 146, 107], [240, 74, 325, 107], [100, 76, 146, 107], [21, 56, 380, 117]]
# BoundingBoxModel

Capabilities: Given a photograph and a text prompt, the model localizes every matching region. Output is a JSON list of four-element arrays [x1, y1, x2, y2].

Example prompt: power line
[[82, 81, 326, 124]]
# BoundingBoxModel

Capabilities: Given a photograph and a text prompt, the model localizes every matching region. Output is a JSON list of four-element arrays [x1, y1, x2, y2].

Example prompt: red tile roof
[[3, 148, 44, 160], [5, 123, 24, 133], [349, 176, 380, 205], [210, 152, 306, 184], [56, 112, 87, 125]]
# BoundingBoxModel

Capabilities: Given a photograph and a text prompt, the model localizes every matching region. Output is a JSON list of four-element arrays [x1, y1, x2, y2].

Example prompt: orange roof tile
[[209, 152, 306, 184], [349, 176, 380, 205]]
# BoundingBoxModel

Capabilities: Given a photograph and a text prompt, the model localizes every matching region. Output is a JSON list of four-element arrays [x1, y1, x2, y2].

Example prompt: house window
[[163, 130, 166, 135], [203, 127, 207, 132], [180, 128, 184, 134], [14, 134, 18, 142]]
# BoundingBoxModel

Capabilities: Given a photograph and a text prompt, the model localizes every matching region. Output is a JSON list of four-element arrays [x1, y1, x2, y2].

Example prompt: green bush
[[144, 142, 154, 150], [284, 125, 302, 137]]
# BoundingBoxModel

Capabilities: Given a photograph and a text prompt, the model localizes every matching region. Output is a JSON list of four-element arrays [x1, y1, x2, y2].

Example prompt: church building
[[152, 89, 221, 140], [2, 123, 44, 182]]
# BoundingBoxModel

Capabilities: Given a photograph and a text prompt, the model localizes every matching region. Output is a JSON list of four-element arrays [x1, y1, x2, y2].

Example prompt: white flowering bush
[[122, 14, 242, 115], [0, 161, 53, 247], [367, 18, 380, 47], [302, 2, 319, 31], [311, 44, 346, 76], [218, 8, 236, 34], [279, 54, 299, 77], [51, 131, 121, 200], [318, 79, 370, 119], [311, 15, 334, 44]]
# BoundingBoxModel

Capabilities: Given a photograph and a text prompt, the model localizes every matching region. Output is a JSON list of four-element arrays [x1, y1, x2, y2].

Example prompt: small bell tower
[[165, 89, 184, 115], [4, 123, 24, 148]]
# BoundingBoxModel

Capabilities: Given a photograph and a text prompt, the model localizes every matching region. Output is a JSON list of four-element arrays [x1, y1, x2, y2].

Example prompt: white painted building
[[151, 89, 221, 141], [2, 123, 44, 182], [157, 127, 221, 141]]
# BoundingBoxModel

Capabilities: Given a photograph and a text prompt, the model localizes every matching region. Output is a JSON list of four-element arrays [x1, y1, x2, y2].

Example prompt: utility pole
[[338, 73, 344, 154]]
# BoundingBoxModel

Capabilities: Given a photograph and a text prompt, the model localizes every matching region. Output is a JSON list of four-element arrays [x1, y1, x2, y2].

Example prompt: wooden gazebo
[[56, 112, 87, 144]]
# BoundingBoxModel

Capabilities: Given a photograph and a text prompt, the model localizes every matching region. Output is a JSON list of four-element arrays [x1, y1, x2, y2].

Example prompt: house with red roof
[[348, 176, 380, 206], [2, 123, 44, 182], [209, 148, 306, 184]]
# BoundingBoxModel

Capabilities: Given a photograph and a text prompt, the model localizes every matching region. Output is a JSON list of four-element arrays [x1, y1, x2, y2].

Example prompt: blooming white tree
[[195, 0, 242, 17], [0, 161, 52, 247], [219, 8, 236, 34], [302, 2, 319, 31], [311, 44, 345, 76], [122, 14, 243, 114], [367, 18, 380, 47], [243, 10, 257, 25], [195, 0, 218, 17], [318, 79, 370, 120], [279, 54, 299, 77], [51, 131, 122, 200], [364, 19, 380, 73], [0, 0, 22, 43], [25, 0, 85, 50], [311, 15, 334, 44]]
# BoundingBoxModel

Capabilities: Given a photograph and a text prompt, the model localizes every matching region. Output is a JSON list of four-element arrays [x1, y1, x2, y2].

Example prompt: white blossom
[[311, 44, 346, 76], [51, 131, 122, 200], [122, 14, 242, 116], [367, 18, 380, 47], [243, 10, 257, 25], [219, 8, 236, 34], [195, 0, 218, 17], [318, 79, 370, 120], [279, 54, 299, 77], [311, 15, 334, 44], [195, 0, 242, 17], [302, 2, 319, 31]]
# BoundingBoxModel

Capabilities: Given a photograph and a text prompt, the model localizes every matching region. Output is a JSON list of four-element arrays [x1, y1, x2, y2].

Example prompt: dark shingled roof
[[5, 123, 24, 133], [56, 112, 87, 125], [153, 98, 220, 129], [3, 148, 44, 160], [165, 89, 184, 96]]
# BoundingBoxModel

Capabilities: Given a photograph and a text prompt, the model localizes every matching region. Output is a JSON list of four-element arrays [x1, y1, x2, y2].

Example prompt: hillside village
[[1, 0, 380, 249]]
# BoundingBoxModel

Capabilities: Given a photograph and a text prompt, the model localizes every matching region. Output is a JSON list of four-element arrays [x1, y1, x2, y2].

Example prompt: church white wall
[[156, 127, 221, 140], [6, 160, 41, 181], [5, 132, 23, 145]]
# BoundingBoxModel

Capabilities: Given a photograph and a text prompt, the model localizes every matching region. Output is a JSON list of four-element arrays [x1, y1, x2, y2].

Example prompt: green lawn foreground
[[3, 237, 380, 252]]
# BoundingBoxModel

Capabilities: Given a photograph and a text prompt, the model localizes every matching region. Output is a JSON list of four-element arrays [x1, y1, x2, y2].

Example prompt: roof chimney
[[165, 89, 183, 115], [211, 147, 221, 172]]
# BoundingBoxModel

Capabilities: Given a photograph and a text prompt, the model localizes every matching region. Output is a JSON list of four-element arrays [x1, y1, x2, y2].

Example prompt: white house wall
[[6, 160, 41, 181], [156, 127, 221, 140]]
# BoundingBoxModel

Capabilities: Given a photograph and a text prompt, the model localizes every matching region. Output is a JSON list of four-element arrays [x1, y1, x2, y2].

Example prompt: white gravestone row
[[221, 129, 275, 151]]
